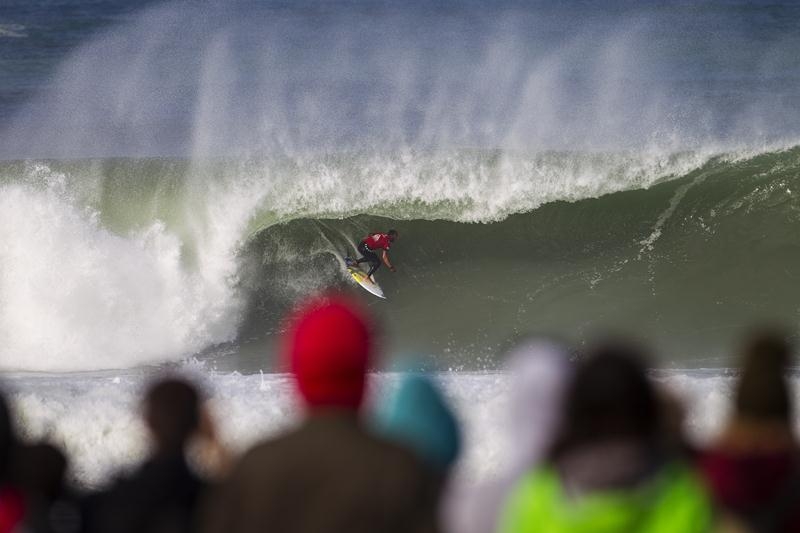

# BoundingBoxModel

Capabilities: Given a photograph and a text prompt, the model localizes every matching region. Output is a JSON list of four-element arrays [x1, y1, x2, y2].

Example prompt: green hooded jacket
[[498, 462, 714, 533]]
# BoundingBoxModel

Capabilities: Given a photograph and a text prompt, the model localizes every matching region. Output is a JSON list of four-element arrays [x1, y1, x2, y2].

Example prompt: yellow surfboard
[[345, 258, 386, 299]]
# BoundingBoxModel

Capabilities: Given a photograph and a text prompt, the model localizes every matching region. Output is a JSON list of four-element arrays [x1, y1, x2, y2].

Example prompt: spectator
[[375, 370, 461, 480], [498, 341, 714, 533], [444, 337, 571, 533], [16, 442, 82, 533], [85, 378, 205, 533], [0, 391, 24, 533], [698, 330, 800, 532], [203, 295, 438, 533]]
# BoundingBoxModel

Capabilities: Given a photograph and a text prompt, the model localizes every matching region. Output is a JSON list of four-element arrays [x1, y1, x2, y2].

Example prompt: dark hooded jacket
[[203, 411, 438, 533], [85, 453, 204, 533]]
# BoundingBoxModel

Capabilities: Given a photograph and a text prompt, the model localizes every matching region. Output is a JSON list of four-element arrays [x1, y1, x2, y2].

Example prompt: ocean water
[[2, 0, 800, 486]]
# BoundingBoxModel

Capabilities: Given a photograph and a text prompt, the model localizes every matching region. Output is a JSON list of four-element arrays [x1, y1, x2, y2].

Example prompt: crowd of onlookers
[[0, 294, 798, 532]]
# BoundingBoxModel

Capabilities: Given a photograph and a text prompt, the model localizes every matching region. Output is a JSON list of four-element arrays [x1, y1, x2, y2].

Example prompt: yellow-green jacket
[[498, 462, 714, 533]]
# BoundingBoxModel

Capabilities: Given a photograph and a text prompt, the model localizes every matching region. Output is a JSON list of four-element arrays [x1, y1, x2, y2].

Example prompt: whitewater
[[6, 365, 778, 489], [3, 0, 800, 486]]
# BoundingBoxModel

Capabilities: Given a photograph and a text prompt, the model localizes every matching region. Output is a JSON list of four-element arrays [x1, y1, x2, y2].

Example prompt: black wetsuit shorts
[[357, 242, 381, 276]]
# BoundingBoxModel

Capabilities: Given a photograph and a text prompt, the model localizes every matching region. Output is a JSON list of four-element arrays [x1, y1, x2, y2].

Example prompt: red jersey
[[362, 233, 392, 250]]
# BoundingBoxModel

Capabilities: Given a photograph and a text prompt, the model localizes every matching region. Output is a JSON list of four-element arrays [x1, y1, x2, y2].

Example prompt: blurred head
[[551, 341, 659, 460], [735, 329, 793, 423], [284, 296, 372, 410], [17, 443, 67, 502], [387, 229, 398, 242], [376, 373, 461, 471], [0, 391, 17, 482], [144, 378, 200, 454], [503, 337, 572, 469]]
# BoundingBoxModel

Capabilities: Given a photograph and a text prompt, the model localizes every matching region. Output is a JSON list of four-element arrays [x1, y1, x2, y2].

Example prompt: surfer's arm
[[382, 250, 396, 272]]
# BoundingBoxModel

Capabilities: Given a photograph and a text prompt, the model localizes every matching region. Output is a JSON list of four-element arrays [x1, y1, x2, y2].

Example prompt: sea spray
[[0, 163, 255, 371], [4, 2, 800, 159]]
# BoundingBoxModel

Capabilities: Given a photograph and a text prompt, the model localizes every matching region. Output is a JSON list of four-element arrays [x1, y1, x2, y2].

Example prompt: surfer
[[354, 229, 398, 280]]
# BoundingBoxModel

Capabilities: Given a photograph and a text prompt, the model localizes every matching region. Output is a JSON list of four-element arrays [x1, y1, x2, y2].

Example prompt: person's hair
[[17, 443, 67, 501], [549, 341, 658, 461], [735, 329, 793, 422], [387, 229, 398, 237], [0, 391, 17, 482], [144, 378, 200, 454]]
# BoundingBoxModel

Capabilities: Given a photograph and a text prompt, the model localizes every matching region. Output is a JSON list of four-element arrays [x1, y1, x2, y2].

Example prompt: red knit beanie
[[284, 296, 372, 410]]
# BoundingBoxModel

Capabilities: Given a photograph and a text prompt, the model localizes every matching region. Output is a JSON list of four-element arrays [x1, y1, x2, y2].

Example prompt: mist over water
[[4, 0, 800, 159]]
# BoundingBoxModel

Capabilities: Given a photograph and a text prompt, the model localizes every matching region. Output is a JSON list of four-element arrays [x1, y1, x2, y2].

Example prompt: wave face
[[2, 147, 800, 371], [241, 147, 800, 369]]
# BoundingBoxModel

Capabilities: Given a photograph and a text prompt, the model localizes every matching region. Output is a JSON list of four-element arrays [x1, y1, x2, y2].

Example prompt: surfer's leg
[[366, 258, 381, 278], [359, 247, 379, 270], [355, 243, 370, 264]]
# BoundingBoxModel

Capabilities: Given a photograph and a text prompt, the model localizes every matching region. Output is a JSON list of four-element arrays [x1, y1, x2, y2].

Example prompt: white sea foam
[[0, 163, 270, 371], [5, 368, 793, 489]]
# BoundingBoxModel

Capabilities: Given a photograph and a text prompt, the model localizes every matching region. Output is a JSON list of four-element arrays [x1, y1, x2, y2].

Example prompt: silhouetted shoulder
[[205, 414, 438, 533]]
